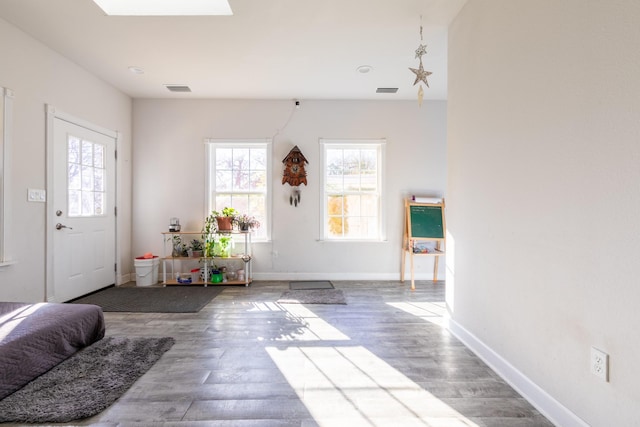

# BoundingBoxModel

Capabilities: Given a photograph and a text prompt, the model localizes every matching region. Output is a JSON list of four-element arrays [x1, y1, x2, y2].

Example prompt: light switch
[[27, 188, 46, 202]]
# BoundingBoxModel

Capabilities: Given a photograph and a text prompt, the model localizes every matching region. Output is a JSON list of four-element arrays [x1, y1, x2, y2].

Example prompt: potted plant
[[170, 235, 188, 257], [188, 238, 204, 258], [215, 235, 232, 257], [235, 214, 260, 232], [202, 212, 217, 257], [213, 207, 237, 231]]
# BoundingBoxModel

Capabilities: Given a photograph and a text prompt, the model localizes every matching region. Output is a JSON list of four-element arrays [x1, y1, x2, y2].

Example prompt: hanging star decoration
[[415, 44, 427, 59], [409, 17, 432, 106], [409, 59, 432, 87]]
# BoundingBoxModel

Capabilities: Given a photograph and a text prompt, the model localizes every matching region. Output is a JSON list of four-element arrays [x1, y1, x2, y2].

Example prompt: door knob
[[55, 223, 73, 230]]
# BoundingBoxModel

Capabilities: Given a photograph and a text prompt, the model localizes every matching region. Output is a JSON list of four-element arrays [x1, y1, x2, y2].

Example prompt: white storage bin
[[134, 256, 159, 286]]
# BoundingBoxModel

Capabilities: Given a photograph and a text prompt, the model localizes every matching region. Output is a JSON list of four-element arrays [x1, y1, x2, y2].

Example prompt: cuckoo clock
[[282, 145, 308, 206]]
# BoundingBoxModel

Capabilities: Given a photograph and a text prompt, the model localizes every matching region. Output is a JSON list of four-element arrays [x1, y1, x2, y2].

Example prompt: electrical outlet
[[591, 347, 609, 381]]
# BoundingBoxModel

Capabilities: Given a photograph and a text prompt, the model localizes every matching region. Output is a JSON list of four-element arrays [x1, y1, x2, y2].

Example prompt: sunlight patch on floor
[[387, 301, 448, 327], [246, 301, 284, 312], [250, 302, 350, 341], [266, 345, 480, 426]]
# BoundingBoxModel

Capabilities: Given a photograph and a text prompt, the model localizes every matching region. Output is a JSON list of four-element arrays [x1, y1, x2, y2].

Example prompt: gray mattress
[[0, 301, 105, 400]]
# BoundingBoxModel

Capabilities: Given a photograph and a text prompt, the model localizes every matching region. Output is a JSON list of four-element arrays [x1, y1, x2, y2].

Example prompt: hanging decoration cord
[[272, 100, 298, 139], [408, 15, 432, 107]]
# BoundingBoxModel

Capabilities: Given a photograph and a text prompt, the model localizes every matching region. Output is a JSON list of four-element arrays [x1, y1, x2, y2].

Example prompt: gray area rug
[[70, 286, 224, 312], [0, 336, 174, 423], [278, 289, 347, 304], [289, 280, 334, 290]]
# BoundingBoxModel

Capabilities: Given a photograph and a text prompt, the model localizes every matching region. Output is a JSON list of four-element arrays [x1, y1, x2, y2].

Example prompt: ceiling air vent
[[376, 88, 398, 94], [165, 85, 192, 93]]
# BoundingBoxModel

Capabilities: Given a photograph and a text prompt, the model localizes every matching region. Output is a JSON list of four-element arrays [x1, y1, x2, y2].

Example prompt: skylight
[[92, 0, 233, 16]]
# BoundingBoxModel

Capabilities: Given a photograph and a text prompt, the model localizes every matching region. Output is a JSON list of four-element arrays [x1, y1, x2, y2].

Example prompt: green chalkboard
[[409, 204, 444, 238]]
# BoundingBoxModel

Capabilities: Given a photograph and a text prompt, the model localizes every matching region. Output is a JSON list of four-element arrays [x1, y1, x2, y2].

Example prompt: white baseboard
[[252, 272, 443, 281], [118, 272, 132, 285], [447, 319, 589, 427]]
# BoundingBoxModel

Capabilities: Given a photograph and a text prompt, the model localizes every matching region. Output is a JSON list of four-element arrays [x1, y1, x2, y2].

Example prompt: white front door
[[47, 110, 116, 302]]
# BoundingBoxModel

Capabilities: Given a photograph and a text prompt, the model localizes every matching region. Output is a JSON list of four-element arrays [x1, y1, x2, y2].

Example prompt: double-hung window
[[205, 139, 271, 241], [320, 138, 386, 241], [0, 87, 13, 266]]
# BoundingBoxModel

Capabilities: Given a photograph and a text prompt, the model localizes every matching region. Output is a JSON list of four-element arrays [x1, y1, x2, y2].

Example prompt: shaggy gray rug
[[0, 336, 175, 423], [278, 289, 346, 304], [70, 286, 223, 312]]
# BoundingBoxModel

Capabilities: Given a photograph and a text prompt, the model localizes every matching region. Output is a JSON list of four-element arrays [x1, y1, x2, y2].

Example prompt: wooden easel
[[401, 198, 446, 290]]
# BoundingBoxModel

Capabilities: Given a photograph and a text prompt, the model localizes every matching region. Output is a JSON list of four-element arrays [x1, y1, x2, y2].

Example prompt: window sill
[[0, 260, 17, 268], [317, 239, 388, 243]]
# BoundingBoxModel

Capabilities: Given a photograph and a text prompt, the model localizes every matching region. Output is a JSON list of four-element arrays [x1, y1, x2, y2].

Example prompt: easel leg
[[410, 251, 415, 291], [433, 256, 439, 283], [401, 215, 408, 283], [433, 241, 441, 283]]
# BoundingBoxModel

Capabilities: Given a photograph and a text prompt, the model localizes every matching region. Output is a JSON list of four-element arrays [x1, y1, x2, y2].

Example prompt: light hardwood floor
[[75, 281, 553, 426]]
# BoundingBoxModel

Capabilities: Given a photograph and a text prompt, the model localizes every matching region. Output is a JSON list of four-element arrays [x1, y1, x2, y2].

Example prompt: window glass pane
[[69, 190, 81, 216], [360, 194, 379, 215], [216, 148, 233, 170], [361, 170, 377, 191], [326, 150, 343, 176], [94, 144, 104, 168], [68, 137, 80, 163], [361, 149, 377, 171], [216, 170, 232, 190], [250, 149, 266, 170], [81, 191, 94, 216], [345, 216, 360, 238], [94, 168, 104, 191], [94, 192, 104, 215], [360, 216, 378, 238], [215, 194, 232, 210], [233, 148, 250, 170], [81, 165, 93, 191], [231, 195, 249, 214], [343, 150, 360, 175], [360, 149, 378, 191], [81, 141, 93, 166], [327, 195, 345, 237], [234, 171, 250, 191], [326, 173, 343, 193], [68, 163, 81, 190], [248, 194, 265, 217], [250, 171, 267, 190], [345, 195, 360, 216]]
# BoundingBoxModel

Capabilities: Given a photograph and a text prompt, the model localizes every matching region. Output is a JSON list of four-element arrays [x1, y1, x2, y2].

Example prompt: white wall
[[0, 18, 132, 302], [447, 1, 640, 426], [132, 99, 447, 280]]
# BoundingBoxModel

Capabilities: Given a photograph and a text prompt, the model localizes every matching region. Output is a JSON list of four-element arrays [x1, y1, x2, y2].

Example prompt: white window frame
[[319, 138, 386, 242], [204, 138, 272, 241], [0, 87, 14, 267]]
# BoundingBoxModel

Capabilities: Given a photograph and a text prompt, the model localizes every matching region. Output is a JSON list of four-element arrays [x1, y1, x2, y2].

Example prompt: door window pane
[[67, 135, 107, 217]]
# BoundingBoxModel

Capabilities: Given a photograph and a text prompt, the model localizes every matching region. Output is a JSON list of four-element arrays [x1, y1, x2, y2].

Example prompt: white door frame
[[45, 105, 118, 302]]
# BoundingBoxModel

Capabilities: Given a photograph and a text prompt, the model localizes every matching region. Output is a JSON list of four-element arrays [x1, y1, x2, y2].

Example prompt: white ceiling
[[0, 0, 466, 100]]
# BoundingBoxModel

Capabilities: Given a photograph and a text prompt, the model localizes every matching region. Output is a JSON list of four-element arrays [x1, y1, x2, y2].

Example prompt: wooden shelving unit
[[161, 231, 252, 287]]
